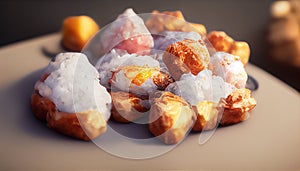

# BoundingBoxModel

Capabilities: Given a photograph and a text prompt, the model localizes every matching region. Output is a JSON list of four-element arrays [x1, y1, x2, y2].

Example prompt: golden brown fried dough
[[192, 101, 220, 131], [110, 91, 149, 123], [208, 31, 250, 66], [220, 88, 256, 126], [208, 31, 234, 52], [62, 16, 99, 51], [31, 93, 55, 122], [47, 109, 106, 141], [149, 91, 196, 144], [146, 10, 186, 34], [229, 41, 251, 65], [31, 73, 53, 121], [152, 71, 175, 90], [163, 39, 210, 80], [31, 93, 107, 141], [146, 10, 206, 35]]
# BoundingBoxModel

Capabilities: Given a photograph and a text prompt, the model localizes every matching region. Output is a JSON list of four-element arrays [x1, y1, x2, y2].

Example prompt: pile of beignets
[[31, 8, 256, 144]]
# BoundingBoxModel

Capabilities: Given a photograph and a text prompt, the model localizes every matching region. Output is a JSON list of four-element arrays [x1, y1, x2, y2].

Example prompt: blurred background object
[[61, 15, 99, 52], [266, 0, 300, 91], [1, 0, 299, 91], [268, 0, 300, 66]]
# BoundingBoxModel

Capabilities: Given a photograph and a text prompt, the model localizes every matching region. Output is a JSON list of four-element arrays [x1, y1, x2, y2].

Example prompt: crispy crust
[[110, 91, 149, 123], [208, 31, 250, 66], [220, 88, 256, 126], [152, 71, 175, 90], [146, 10, 186, 34], [230, 41, 250, 65], [149, 91, 196, 144], [145, 10, 206, 35], [163, 39, 210, 80], [47, 109, 106, 141], [162, 52, 191, 81], [31, 93, 107, 141], [31, 73, 52, 121], [31, 93, 55, 121], [192, 102, 220, 131], [208, 31, 234, 52]]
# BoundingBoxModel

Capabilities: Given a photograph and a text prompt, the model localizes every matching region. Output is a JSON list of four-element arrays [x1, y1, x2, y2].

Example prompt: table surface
[[0, 33, 300, 171]]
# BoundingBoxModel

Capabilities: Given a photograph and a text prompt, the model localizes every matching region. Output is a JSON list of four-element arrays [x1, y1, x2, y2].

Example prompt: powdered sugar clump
[[95, 49, 160, 88], [107, 54, 161, 96], [35, 53, 112, 120], [209, 52, 247, 88], [166, 70, 235, 105], [98, 8, 153, 54], [111, 69, 158, 96]]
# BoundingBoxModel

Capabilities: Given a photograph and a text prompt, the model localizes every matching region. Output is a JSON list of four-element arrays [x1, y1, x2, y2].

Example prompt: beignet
[[163, 39, 210, 80], [31, 52, 111, 140], [149, 91, 196, 144], [220, 88, 256, 126]]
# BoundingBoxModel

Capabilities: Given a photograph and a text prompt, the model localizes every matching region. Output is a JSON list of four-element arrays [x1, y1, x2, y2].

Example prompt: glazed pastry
[[163, 39, 210, 80], [219, 88, 256, 126], [31, 53, 111, 140], [149, 91, 196, 144], [207, 31, 250, 65], [110, 91, 149, 123], [209, 52, 248, 89], [146, 10, 206, 35], [62, 16, 99, 51], [98, 8, 153, 55]]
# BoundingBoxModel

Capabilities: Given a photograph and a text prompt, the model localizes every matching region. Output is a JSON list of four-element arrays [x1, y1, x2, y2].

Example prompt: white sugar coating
[[150, 52, 169, 73], [120, 54, 160, 67], [96, 49, 136, 88], [153, 31, 202, 50], [98, 8, 153, 54], [111, 70, 157, 96], [166, 70, 235, 105], [209, 52, 247, 88], [35, 53, 112, 120], [108, 55, 160, 96], [95, 49, 160, 88]]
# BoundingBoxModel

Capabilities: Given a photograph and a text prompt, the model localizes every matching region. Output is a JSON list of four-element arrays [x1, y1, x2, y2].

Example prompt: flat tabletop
[[0, 33, 300, 170]]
